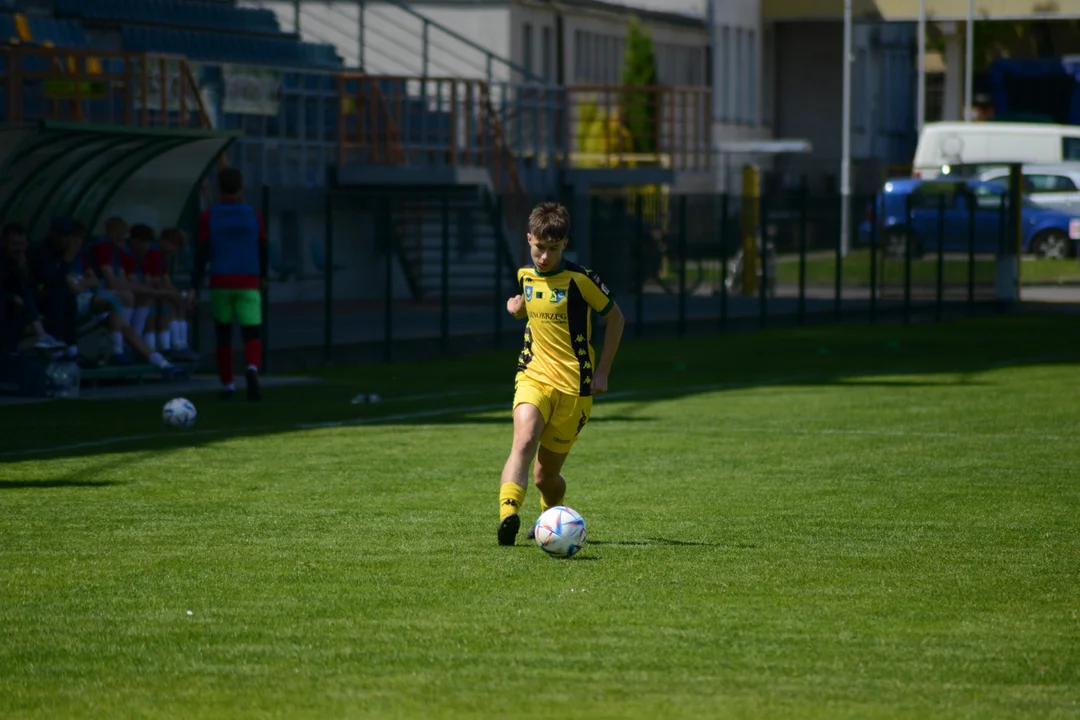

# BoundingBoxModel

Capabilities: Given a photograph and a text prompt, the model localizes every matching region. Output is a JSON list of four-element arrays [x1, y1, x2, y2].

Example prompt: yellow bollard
[[741, 164, 760, 295]]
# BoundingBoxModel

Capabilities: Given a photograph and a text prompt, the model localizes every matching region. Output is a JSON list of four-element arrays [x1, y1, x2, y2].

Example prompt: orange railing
[[0, 45, 211, 129]]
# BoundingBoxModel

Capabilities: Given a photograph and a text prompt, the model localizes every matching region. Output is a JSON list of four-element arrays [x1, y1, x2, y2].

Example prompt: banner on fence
[[222, 64, 282, 116]]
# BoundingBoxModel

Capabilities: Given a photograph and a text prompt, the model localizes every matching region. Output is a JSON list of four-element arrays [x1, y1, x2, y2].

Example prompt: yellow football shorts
[[513, 372, 593, 452]]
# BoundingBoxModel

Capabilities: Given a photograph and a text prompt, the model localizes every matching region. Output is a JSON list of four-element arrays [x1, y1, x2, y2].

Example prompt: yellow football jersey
[[516, 261, 615, 397]]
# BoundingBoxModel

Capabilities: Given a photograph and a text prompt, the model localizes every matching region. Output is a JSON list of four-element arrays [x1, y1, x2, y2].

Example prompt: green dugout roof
[[0, 121, 238, 240]]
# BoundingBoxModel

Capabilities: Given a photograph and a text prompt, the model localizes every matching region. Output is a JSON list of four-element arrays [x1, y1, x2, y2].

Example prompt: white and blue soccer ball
[[162, 397, 197, 428], [534, 505, 587, 558]]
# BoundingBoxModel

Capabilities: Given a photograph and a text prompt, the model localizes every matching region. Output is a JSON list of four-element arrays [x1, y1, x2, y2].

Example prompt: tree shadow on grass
[[3, 313, 1079, 464], [0, 479, 128, 490]]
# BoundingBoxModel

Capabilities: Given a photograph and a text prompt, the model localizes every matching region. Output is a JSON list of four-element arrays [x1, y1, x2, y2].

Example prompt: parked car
[[857, 178, 1080, 259], [976, 163, 1080, 215]]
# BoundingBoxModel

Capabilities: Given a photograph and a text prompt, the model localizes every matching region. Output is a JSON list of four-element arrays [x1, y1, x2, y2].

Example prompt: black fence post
[[834, 195, 843, 321], [869, 192, 878, 323], [440, 197, 450, 355], [261, 185, 271, 373], [634, 193, 644, 338], [677, 194, 687, 337], [798, 191, 808, 325], [589, 194, 599, 268], [383, 209, 394, 363], [758, 194, 768, 329], [719, 193, 729, 333], [492, 194, 504, 349], [903, 192, 912, 324], [323, 192, 333, 364], [936, 192, 945, 322], [967, 191, 976, 315]]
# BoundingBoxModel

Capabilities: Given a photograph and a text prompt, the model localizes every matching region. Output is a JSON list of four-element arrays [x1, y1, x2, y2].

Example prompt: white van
[[912, 121, 1080, 179]]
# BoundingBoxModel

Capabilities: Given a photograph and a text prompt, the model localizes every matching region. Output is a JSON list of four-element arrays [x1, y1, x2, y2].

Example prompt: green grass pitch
[[2, 313, 1079, 718]]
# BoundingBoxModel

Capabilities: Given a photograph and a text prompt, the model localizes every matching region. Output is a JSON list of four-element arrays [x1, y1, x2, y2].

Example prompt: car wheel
[[1030, 229, 1074, 260]]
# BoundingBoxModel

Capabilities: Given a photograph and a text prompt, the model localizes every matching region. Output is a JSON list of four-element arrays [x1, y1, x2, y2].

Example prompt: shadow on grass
[[2, 313, 1079, 465], [0, 479, 128, 490]]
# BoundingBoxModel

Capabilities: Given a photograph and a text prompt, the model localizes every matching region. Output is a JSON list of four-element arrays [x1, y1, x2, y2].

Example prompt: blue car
[[857, 178, 1080, 259]]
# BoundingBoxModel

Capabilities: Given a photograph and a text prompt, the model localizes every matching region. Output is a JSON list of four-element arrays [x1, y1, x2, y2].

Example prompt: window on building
[[614, 37, 624, 82], [762, 25, 773, 126], [748, 30, 756, 125], [720, 26, 729, 122], [735, 28, 743, 123], [574, 30, 584, 81], [523, 23, 533, 77], [542, 26, 552, 82]]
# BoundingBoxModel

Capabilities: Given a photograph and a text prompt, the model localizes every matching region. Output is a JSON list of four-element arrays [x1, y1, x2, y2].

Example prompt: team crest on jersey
[[549, 288, 566, 304], [524, 286, 534, 301]]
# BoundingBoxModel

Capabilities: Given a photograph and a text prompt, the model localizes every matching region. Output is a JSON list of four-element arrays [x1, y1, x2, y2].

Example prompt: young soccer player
[[190, 167, 268, 401], [497, 202, 626, 546], [127, 224, 197, 360], [157, 228, 196, 358]]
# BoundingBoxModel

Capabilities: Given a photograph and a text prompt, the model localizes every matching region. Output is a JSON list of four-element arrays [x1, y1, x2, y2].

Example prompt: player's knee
[[511, 432, 541, 459]]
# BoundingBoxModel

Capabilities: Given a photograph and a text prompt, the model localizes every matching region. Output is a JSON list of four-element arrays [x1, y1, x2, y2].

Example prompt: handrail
[[373, 0, 541, 83]]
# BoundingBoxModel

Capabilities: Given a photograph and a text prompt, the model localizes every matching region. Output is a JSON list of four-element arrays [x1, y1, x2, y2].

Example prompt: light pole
[[917, 0, 926, 132], [965, 0, 974, 120]]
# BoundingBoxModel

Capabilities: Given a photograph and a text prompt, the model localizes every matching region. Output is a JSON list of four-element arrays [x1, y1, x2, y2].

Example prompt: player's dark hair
[[129, 224, 154, 242], [218, 167, 244, 196], [104, 216, 128, 234], [1, 222, 27, 244], [528, 202, 570, 240]]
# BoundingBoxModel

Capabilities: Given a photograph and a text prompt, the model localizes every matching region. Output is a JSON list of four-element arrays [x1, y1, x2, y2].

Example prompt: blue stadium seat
[[0, 13, 17, 43], [25, 16, 87, 47], [55, 0, 281, 36], [121, 26, 341, 69]]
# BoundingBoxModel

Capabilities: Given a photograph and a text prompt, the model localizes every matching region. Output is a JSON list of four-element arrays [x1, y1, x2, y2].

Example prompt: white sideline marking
[[3, 353, 1077, 460]]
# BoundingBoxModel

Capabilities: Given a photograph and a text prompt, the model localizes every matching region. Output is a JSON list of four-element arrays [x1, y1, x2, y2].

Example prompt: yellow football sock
[[499, 483, 526, 521], [539, 475, 566, 513]]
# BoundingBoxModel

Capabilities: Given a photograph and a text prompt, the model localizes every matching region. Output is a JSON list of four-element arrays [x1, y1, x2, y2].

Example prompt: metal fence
[[182, 188, 1022, 369]]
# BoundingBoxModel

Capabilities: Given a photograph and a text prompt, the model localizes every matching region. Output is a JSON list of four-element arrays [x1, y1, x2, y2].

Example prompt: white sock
[[177, 321, 189, 350], [111, 332, 124, 354], [158, 330, 171, 351], [148, 352, 170, 369], [223, 382, 235, 391], [131, 306, 151, 335], [247, 365, 258, 373], [122, 307, 134, 325], [143, 332, 156, 351], [170, 320, 182, 347]]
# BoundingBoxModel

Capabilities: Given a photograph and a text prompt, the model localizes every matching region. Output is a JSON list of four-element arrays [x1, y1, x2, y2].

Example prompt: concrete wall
[[771, 20, 916, 191]]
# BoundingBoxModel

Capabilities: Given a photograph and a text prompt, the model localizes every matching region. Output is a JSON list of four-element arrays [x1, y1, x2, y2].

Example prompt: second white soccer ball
[[534, 505, 587, 558], [162, 397, 197, 428]]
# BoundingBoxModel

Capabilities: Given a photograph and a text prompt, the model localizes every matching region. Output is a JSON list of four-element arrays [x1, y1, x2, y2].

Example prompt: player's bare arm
[[506, 294, 527, 319], [591, 302, 625, 395]]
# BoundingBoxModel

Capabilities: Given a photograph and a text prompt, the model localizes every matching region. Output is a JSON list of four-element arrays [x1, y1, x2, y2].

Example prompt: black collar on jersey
[[533, 260, 566, 277]]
